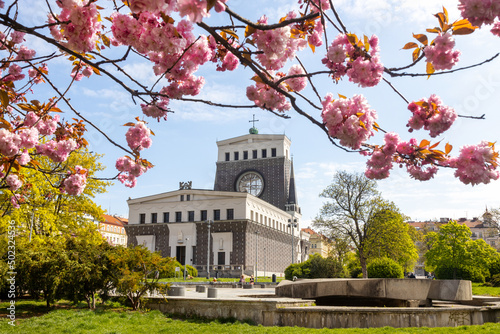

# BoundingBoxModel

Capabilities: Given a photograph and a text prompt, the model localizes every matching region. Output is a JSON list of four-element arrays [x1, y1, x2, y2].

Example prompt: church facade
[[125, 131, 309, 278]]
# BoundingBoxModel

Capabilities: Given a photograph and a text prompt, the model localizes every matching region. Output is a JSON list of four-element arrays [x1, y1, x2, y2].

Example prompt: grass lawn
[[1, 300, 500, 334], [471, 283, 500, 297]]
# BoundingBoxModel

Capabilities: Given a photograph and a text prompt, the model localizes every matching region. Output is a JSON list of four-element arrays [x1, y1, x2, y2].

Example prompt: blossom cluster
[[407, 95, 457, 138], [253, 15, 308, 71], [458, 0, 500, 27], [61, 165, 88, 196], [448, 141, 500, 185], [115, 156, 150, 188], [365, 133, 439, 181], [424, 33, 461, 71], [111, 13, 213, 101], [125, 121, 153, 152], [321, 94, 377, 150], [322, 34, 384, 87], [48, 0, 101, 53]]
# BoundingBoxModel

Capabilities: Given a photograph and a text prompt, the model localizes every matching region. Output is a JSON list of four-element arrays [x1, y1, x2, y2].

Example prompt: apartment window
[[243, 151, 248, 160], [163, 212, 169, 223], [227, 208, 234, 220], [261, 149, 267, 158], [175, 211, 182, 222], [214, 209, 221, 221], [188, 211, 195, 222], [271, 148, 277, 157], [151, 213, 157, 224], [225, 152, 230, 161], [187, 194, 191, 201], [201, 210, 207, 221], [252, 150, 258, 159], [139, 213, 145, 224], [180, 195, 184, 201], [234, 152, 239, 161]]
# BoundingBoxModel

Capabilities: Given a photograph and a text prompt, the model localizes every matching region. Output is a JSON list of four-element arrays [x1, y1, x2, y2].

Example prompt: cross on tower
[[249, 114, 259, 128]]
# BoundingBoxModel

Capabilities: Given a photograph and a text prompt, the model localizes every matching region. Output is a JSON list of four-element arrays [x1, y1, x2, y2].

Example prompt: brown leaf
[[413, 33, 428, 46], [245, 25, 256, 38], [402, 42, 418, 50]]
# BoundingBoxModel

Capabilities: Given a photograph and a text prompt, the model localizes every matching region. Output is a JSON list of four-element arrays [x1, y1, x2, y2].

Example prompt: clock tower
[[213, 129, 300, 215]]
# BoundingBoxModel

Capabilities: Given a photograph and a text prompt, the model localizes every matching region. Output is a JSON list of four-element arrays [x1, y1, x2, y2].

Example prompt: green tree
[[364, 209, 419, 272], [109, 246, 173, 310], [313, 171, 400, 278], [0, 149, 110, 238], [63, 238, 117, 309], [425, 220, 499, 281], [15, 236, 69, 307]]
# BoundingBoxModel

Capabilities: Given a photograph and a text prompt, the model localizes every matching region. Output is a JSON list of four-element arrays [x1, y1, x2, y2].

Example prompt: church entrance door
[[218, 251, 225, 266], [176, 246, 186, 265]]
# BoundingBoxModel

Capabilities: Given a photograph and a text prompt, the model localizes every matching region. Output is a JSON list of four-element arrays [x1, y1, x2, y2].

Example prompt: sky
[[18, 1, 500, 226]]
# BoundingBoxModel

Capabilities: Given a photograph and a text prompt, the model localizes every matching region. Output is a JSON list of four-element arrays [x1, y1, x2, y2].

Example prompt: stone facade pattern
[[214, 157, 291, 211]]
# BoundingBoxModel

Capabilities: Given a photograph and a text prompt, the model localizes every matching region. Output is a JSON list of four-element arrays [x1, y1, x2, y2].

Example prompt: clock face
[[237, 172, 264, 197]]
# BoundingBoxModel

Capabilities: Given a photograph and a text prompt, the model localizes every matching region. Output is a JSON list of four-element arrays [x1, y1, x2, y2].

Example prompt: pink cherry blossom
[[447, 141, 500, 185], [125, 121, 152, 151], [458, 0, 500, 27], [177, 0, 209, 23], [321, 93, 377, 150], [407, 94, 457, 137], [323, 34, 383, 87], [6, 174, 22, 191], [62, 165, 87, 196], [285, 64, 308, 92], [424, 32, 461, 71]]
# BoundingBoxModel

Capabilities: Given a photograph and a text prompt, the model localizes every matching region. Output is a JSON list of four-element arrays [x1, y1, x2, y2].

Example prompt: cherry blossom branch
[[223, 6, 320, 30], [385, 53, 500, 77], [329, 1, 348, 34]]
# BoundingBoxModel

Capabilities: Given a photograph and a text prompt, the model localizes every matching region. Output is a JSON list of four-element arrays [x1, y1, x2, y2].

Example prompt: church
[[125, 125, 310, 278]]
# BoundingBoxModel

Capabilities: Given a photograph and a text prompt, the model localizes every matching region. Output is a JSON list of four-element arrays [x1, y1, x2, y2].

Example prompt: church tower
[[213, 124, 300, 214]]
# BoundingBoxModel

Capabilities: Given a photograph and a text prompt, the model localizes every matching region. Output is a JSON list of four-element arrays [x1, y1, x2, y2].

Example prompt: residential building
[[100, 214, 128, 246], [302, 227, 332, 258]]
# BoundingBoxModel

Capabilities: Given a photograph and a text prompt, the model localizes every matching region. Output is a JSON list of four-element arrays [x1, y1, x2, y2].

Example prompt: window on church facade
[[187, 194, 191, 201], [151, 213, 157, 223], [175, 211, 182, 222], [201, 210, 207, 221], [271, 148, 277, 157], [227, 208, 234, 220], [250, 210, 254, 221], [214, 209, 220, 220], [188, 211, 195, 222], [243, 151, 248, 160], [262, 149, 267, 158], [139, 213, 145, 224], [252, 150, 257, 159], [163, 212, 169, 223], [234, 152, 239, 160], [180, 195, 184, 201], [225, 152, 230, 161]]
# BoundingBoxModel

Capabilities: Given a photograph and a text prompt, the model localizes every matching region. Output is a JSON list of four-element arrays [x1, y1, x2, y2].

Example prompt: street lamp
[[255, 231, 260, 280], [288, 217, 297, 265], [184, 237, 189, 280], [206, 219, 212, 279]]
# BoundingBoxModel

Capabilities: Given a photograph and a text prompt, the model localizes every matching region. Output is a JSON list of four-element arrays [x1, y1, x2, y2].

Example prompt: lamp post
[[184, 237, 189, 280], [255, 231, 260, 280], [288, 217, 297, 265], [206, 219, 212, 279]]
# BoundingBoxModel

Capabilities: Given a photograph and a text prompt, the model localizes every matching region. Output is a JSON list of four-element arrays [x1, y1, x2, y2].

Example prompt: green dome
[[249, 127, 259, 134]]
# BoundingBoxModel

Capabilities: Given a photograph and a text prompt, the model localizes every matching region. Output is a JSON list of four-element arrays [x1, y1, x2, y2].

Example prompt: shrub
[[367, 257, 404, 278], [434, 266, 486, 283], [284, 255, 344, 280], [488, 274, 500, 287], [160, 259, 183, 278]]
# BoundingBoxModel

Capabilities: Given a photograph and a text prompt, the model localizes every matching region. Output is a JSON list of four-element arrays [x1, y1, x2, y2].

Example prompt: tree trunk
[[360, 256, 368, 278]]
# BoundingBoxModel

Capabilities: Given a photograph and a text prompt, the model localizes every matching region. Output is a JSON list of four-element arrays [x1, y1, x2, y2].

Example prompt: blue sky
[[19, 1, 500, 225]]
